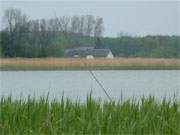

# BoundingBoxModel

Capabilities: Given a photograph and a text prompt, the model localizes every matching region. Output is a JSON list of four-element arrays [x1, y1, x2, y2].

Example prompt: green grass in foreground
[[0, 96, 180, 135]]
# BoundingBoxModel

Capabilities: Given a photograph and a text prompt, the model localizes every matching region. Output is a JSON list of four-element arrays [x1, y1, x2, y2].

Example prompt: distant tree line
[[103, 36, 180, 58], [0, 8, 179, 58], [0, 8, 104, 57]]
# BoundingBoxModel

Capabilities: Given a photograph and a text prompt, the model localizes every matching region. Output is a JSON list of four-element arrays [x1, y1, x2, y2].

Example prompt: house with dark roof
[[64, 47, 114, 59]]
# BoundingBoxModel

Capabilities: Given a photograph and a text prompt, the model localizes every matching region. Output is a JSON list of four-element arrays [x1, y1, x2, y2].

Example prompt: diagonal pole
[[81, 59, 112, 102]]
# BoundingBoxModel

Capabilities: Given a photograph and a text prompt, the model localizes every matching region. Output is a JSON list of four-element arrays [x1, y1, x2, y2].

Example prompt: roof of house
[[64, 47, 112, 57], [89, 49, 111, 57]]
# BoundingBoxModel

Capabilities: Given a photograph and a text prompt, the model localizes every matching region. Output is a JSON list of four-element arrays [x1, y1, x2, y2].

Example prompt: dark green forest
[[0, 8, 180, 58]]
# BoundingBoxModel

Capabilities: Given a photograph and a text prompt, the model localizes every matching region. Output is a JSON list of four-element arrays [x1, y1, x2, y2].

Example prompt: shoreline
[[1, 58, 180, 70]]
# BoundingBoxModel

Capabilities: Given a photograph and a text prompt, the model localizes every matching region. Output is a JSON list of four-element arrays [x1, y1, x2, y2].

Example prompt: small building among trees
[[64, 47, 114, 59]]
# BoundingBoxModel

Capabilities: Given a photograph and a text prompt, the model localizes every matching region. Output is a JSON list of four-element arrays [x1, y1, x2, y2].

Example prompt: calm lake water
[[0, 70, 180, 101]]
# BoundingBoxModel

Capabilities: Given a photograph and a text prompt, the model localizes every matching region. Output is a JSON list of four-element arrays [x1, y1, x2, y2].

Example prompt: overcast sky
[[0, 0, 179, 37]]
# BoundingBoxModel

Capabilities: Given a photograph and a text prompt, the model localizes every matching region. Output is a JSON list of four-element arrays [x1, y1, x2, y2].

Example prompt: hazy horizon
[[0, 0, 179, 37]]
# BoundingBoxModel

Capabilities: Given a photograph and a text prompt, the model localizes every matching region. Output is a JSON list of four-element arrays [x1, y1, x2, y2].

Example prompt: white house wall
[[106, 52, 114, 59]]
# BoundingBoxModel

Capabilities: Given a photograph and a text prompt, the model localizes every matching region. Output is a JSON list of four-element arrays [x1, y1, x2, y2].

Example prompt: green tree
[[94, 38, 104, 49]]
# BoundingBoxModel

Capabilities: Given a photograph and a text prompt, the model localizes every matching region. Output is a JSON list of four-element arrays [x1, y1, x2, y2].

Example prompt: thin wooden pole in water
[[81, 59, 112, 102]]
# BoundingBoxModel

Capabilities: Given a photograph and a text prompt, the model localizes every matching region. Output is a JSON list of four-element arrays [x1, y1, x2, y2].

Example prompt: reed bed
[[0, 58, 180, 70], [0, 95, 180, 134]]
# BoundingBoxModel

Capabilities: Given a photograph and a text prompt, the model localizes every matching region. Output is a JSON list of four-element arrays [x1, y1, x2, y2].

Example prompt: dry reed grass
[[0, 58, 180, 70]]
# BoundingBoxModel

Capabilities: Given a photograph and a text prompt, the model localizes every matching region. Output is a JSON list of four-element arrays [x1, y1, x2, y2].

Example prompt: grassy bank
[[0, 96, 180, 134], [0, 58, 180, 70]]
